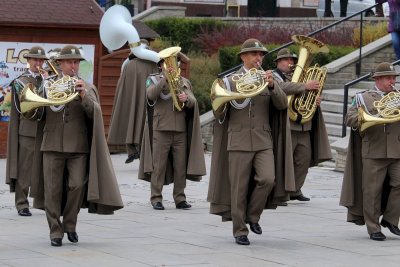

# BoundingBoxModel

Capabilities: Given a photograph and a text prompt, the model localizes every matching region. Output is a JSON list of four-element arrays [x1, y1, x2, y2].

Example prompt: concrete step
[[320, 101, 348, 114], [326, 123, 350, 137], [328, 135, 341, 144], [322, 112, 344, 125], [322, 88, 366, 104]]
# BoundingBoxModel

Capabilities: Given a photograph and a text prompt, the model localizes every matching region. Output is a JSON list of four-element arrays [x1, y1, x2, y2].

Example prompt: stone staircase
[[320, 82, 374, 167]]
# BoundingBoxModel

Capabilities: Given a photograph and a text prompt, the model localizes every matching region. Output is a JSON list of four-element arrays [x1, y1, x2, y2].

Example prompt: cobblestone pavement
[[0, 153, 399, 267]]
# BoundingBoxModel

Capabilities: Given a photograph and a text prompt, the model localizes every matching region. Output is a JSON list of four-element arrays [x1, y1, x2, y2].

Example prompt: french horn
[[19, 79, 79, 114], [358, 86, 400, 132], [210, 68, 268, 112]]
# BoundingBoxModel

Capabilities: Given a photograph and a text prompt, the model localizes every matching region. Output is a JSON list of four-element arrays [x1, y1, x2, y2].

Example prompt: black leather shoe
[[18, 208, 32, 216], [290, 194, 310, 201], [152, 202, 165, 210], [67, 232, 79, 243], [277, 201, 288, 206], [125, 153, 138, 164], [370, 232, 386, 241], [51, 238, 62, 247], [381, 219, 400, 236], [176, 201, 191, 210], [235, 235, 250, 245], [249, 222, 262, 235]]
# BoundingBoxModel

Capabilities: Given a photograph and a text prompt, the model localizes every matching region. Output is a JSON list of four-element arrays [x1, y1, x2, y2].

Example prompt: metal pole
[[356, 12, 363, 77], [342, 84, 349, 137]]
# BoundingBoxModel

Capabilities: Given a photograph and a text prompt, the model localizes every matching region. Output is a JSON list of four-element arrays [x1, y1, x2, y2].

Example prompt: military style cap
[[372, 62, 399, 78], [275, 48, 297, 62], [23, 46, 48, 59], [57, 45, 85, 61], [238, 38, 268, 55]]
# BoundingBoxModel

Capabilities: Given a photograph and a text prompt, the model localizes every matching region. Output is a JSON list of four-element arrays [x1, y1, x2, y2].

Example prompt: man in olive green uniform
[[341, 62, 400, 241], [107, 40, 159, 164], [40, 45, 123, 247], [6, 46, 48, 217], [209, 39, 294, 246], [273, 48, 332, 204], [138, 48, 206, 210]]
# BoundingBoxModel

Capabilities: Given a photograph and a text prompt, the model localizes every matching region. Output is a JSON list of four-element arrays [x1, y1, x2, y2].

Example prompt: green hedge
[[218, 44, 356, 74], [145, 17, 226, 53]]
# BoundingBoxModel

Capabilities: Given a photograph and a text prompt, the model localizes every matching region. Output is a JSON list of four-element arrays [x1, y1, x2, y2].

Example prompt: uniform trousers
[[150, 130, 187, 204], [228, 149, 275, 237], [362, 158, 400, 234], [291, 130, 312, 197], [15, 136, 35, 211], [126, 143, 139, 156], [43, 151, 87, 239]]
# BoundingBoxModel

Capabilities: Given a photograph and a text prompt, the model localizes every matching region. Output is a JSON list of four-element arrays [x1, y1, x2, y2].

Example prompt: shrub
[[195, 21, 357, 56], [219, 44, 356, 74], [145, 17, 226, 53], [352, 21, 388, 46], [188, 52, 220, 114]]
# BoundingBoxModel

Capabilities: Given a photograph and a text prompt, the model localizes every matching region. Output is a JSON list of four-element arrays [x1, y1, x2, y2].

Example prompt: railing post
[[356, 12, 364, 77], [342, 84, 349, 137]]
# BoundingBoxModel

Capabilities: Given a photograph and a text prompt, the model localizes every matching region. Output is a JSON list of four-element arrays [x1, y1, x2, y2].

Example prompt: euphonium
[[288, 35, 329, 124], [158, 46, 185, 111], [358, 87, 400, 132], [210, 68, 268, 112]]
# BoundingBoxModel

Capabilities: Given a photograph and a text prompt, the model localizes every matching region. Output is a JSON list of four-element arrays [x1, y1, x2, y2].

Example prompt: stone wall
[[324, 35, 396, 90]]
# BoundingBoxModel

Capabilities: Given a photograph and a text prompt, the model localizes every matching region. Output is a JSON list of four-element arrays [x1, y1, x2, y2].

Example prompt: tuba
[[210, 68, 268, 112], [158, 46, 185, 111], [358, 88, 400, 132], [99, 5, 160, 63], [288, 35, 329, 124]]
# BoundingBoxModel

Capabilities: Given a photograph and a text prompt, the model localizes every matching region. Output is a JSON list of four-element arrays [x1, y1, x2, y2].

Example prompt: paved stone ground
[[1, 153, 400, 267]]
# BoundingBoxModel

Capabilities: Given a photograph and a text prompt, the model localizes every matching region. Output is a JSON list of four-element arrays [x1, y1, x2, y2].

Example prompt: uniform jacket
[[138, 74, 206, 184], [107, 58, 158, 146], [208, 68, 296, 220], [33, 80, 124, 214], [6, 70, 44, 193]]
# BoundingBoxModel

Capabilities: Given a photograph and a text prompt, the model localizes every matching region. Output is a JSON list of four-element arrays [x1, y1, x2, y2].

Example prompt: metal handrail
[[341, 59, 400, 137], [218, 2, 384, 78]]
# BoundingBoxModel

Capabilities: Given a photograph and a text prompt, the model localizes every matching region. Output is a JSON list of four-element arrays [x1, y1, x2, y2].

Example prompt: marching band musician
[[341, 62, 400, 241], [138, 49, 206, 211], [207, 39, 295, 246], [6, 46, 48, 217], [34, 45, 123, 247], [107, 39, 159, 164], [273, 48, 331, 205]]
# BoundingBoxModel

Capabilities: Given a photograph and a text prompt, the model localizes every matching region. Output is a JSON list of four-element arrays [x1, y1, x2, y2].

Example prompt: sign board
[[0, 42, 95, 121]]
